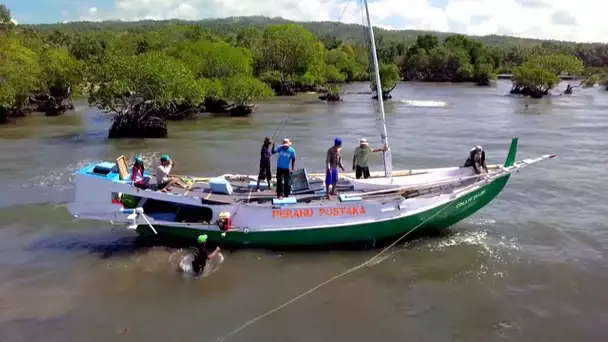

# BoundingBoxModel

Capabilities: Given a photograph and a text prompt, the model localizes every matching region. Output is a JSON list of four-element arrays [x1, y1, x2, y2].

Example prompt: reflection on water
[[1, 81, 607, 341]]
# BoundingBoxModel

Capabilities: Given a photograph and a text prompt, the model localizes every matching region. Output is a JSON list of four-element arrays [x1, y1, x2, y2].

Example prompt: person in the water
[[191, 234, 220, 276], [464, 145, 488, 174]]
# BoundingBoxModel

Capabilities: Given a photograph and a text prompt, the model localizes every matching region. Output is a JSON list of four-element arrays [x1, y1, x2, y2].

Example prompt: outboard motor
[[218, 212, 232, 231]]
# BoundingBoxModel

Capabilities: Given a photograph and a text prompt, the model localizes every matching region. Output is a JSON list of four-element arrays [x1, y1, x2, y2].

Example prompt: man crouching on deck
[[326, 137, 345, 199], [464, 145, 488, 175]]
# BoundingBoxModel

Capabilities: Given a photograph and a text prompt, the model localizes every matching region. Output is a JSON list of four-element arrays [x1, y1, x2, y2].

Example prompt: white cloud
[[78, 0, 608, 42], [79, 7, 102, 21]]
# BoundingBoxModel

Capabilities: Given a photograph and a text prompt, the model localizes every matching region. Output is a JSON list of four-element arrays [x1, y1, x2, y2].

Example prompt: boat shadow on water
[[25, 230, 160, 259], [26, 225, 452, 261], [135, 226, 452, 254]]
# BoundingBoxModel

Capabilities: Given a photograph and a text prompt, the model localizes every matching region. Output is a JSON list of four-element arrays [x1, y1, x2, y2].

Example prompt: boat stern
[[68, 162, 130, 221]]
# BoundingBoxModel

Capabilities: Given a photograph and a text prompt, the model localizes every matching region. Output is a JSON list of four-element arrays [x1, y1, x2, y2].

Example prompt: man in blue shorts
[[325, 137, 345, 199]]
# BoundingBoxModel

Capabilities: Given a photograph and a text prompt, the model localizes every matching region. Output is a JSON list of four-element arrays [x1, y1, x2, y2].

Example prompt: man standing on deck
[[352, 138, 387, 179], [274, 138, 296, 199], [191, 234, 220, 276], [256, 137, 274, 192], [326, 137, 345, 199], [464, 145, 488, 174]]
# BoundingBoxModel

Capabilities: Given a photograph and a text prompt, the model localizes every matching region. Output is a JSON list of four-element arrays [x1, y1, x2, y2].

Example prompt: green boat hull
[[136, 174, 511, 247]]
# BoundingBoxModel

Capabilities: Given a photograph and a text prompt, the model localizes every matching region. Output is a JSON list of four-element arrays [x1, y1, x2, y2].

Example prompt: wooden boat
[[66, 138, 555, 246], [66, 0, 556, 246]]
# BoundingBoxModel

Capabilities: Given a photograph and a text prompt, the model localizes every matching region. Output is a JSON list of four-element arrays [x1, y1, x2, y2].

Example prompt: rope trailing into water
[[216, 196, 462, 342]]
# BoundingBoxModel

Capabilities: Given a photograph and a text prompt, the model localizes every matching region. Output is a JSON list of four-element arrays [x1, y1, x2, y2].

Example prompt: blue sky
[[4, 0, 606, 42], [4, 0, 105, 23]]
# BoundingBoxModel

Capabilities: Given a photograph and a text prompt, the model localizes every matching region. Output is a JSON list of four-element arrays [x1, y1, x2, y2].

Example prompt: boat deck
[[158, 177, 379, 205], [138, 172, 464, 206]]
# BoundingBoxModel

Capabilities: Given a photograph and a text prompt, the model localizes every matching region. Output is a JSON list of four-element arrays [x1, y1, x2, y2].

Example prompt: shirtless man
[[325, 137, 345, 199]]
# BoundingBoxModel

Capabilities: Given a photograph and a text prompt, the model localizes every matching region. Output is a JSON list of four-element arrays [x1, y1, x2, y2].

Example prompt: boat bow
[[345, 137, 555, 191]]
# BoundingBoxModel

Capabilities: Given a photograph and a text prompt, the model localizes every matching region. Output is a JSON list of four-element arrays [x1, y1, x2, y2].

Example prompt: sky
[[4, 0, 608, 43]]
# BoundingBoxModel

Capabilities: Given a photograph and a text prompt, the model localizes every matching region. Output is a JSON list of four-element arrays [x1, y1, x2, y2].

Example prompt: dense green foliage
[[510, 54, 588, 97], [22, 15, 608, 68], [0, 37, 41, 111], [581, 68, 608, 89], [3, 9, 608, 131], [402, 34, 499, 84]]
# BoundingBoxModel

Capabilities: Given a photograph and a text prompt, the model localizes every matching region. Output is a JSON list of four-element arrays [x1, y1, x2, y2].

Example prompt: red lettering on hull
[[273, 206, 368, 219]]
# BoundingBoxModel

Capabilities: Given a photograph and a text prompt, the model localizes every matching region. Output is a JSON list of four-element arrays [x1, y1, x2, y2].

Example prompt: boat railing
[[345, 171, 496, 199], [176, 164, 505, 185]]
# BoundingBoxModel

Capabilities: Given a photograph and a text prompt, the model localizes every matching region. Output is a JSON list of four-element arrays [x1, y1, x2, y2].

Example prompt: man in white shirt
[[352, 138, 386, 179], [156, 154, 187, 192]]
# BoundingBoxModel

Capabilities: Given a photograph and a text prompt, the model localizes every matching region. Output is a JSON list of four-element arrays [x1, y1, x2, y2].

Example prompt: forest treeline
[[2, 5, 608, 137]]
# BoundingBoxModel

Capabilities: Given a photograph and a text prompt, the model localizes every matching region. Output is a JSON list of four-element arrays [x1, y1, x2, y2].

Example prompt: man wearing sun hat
[[273, 138, 296, 199], [352, 138, 387, 179]]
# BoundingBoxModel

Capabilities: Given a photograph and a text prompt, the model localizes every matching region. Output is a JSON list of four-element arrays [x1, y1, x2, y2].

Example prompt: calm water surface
[[1, 81, 607, 341]]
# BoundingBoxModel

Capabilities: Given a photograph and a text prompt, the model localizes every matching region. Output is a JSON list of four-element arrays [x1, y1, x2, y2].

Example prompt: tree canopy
[[402, 34, 498, 84], [511, 54, 585, 97], [0, 37, 41, 109], [3, 6, 608, 129]]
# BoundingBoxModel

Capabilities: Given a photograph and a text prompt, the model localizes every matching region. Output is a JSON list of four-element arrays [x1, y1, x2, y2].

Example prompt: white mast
[[362, 0, 392, 177]]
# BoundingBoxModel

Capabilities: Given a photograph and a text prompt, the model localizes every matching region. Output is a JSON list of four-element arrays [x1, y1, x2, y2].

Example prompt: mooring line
[[216, 196, 460, 342]]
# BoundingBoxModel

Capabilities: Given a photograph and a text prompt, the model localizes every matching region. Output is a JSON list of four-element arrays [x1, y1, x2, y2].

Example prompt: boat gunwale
[[131, 173, 511, 233]]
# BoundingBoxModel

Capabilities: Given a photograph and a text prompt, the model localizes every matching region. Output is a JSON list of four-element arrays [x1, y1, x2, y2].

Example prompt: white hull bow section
[[345, 166, 477, 191]]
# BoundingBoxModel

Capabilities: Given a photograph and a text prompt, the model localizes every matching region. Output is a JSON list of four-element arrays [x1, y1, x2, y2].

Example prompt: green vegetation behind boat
[[2, 3, 608, 129]]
